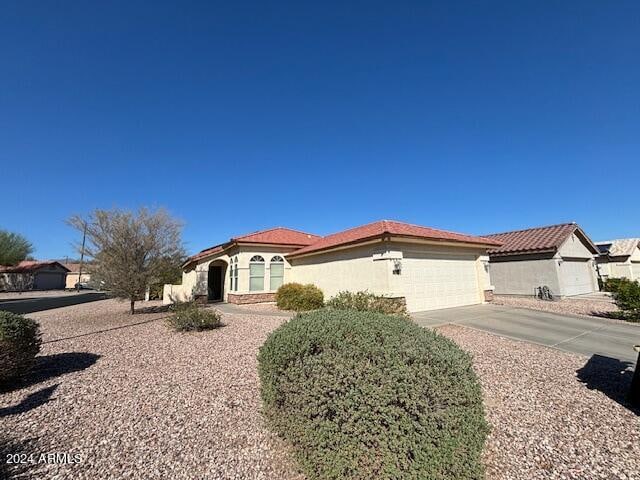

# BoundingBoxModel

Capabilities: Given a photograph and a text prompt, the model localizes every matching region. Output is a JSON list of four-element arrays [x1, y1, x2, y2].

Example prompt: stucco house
[[0, 260, 70, 291], [163, 220, 501, 312], [484, 223, 600, 297], [595, 238, 640, 282], [63, 263, 92, 289]]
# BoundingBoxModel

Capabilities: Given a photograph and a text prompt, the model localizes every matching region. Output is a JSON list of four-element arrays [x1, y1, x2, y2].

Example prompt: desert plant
[[276, 283, 324, 311], [613, 279, 640, 319], [167, 302, 222, 331], [602, 277, 630, 294], [68, 208, 186, 314], [258, 309, 488, 480], [0, 311, 42, 385], [327, 290, 409, 317]]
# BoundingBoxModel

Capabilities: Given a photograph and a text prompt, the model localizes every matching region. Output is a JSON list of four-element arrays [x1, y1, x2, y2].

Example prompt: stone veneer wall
[[227, 293, 277, 304]]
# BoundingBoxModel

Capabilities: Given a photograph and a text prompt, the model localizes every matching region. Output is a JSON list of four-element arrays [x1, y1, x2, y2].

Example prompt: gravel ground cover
[[0, 299, 303, 480], [228, 302, 288, 314], [493, 295, 620, 319], [438, 324, 640, 480], [3, 299, 639, 480]]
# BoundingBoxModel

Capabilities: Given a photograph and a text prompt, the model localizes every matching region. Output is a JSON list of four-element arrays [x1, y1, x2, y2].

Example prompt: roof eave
[[288, 233, 501, 259], [488, 248, 557, 257]]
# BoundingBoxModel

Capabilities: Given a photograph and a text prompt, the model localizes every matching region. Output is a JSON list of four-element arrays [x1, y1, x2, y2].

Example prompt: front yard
[[1, 300, 638, 479], [1, 299, 302, 480]]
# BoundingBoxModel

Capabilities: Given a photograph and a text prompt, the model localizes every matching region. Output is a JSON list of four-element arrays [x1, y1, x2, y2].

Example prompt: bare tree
[[0, 230, 34, 265], [68, 208, 186, 314]]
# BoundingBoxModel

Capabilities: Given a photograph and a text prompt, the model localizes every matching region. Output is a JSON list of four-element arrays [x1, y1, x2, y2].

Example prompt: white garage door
[[632, 263, 640, 281], [559, 259, 594, 296], [401, 252, 480, 312]]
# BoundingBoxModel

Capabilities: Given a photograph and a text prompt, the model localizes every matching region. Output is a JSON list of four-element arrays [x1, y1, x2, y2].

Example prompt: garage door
[[559, 259, 594, 296], [34, 273, 65, 290], [401, 252, 480, 312]]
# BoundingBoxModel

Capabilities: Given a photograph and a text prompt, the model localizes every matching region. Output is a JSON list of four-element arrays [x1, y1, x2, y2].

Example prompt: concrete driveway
[[413, 304, 640, 363]]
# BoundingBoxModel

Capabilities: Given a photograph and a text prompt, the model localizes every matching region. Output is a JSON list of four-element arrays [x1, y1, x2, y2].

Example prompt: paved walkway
[[413, 304, 640, 363]]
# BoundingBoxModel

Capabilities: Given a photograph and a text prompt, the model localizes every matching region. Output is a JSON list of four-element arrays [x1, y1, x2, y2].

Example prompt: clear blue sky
[[1, 1, 638, 259]]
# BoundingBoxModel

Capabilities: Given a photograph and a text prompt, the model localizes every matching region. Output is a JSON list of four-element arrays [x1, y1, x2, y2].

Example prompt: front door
[[208, 265, 224, 302]]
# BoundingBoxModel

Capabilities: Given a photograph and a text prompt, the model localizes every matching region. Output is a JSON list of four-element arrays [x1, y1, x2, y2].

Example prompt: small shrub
[[276, 283, 324, 311], [327, 290, 409, 317], [0, 311, 42, 385], [602, 277, 630, 294], [613, 279, 640, 319], [258, 310, 487, 480], [167, 302, 222, 331]]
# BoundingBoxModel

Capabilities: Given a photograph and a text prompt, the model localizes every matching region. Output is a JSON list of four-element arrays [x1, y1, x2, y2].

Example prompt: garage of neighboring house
[[0, 261, 70, 291], [485, 223, 600, 298], [287, 220, 500, 312], [595, 238, 640, 282]]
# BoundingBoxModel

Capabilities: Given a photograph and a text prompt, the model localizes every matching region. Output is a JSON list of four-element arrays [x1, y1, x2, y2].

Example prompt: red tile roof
[[185, 227, 320, 266], [485, 223, 598, 256], [0, 260, 70, 273], [288, 220, 501, 258], [232, 227, 320, 246]]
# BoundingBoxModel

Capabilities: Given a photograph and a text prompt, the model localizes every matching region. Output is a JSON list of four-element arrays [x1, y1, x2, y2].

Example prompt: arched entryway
[[208, 260, 228, 302]]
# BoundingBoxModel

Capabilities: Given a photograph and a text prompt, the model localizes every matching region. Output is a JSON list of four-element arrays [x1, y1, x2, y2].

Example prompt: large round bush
[[0, 311, 42, 385], [258, 310, 487, 480], [276, 283, 324, 311]]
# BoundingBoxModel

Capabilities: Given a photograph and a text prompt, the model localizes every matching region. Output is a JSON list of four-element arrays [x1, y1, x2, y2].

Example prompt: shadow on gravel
[[0, 435, 40, 479], [1, 352, 100, 393], [0, 384, 59, 418], [44, 316, 169, 344], [576, 354, 639, 415], [134, 304, 173, 314]]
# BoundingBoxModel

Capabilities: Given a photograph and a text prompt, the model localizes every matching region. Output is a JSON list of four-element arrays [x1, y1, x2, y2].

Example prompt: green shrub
[[613, 279, 640, 318], [602, 277, 630, 294], [327, 290, 409, 317], [0, 311, 42, 385], [167, 302, 222, 331], [276, 283, 324, 311], [258, 310, 488, 480]]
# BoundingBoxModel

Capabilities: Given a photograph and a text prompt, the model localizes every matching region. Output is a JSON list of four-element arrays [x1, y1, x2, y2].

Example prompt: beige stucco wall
[[478, 255, 492, 290], [557, 233, 595, 259], [490, 257, 561, 296], [289, 240, 488, 311], [608, 261, 635, 280], [288, 242, 391, 299], [65, 273, 91, 289]]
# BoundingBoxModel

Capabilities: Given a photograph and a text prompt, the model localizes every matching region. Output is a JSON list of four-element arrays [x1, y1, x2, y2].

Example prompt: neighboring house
[[163, 220, 500, 312], [0, 260, 70, 291], [484, 223, 600, 297], [595, 238, 640, 282], [63, 263, 92, 289]]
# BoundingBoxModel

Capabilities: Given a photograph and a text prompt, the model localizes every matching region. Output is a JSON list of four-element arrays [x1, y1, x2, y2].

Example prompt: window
[[270, 256, 284, 290], [249, 255, 265, 291], [233, 257, 239, 291], [229, 259, 235, 291]]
